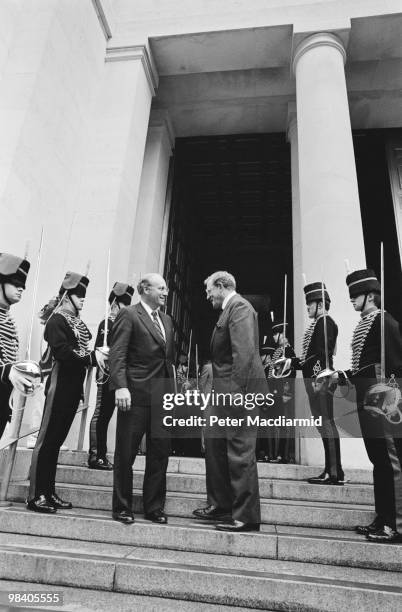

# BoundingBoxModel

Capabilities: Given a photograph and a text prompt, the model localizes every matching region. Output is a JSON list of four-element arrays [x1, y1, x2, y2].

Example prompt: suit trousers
[[356, 381, 402, 532], [204, 413, 261, 524], [113, 404, 170, 515]]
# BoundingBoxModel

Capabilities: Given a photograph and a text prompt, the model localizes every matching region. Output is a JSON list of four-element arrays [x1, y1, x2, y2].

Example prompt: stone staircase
[[0, 450, 401, 611]]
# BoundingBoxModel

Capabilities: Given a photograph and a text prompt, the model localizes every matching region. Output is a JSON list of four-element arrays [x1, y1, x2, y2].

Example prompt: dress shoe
[[270, 456, 288, 464], [144, 509, 168, 524], [307, 472, 344, 486], [26, 495, 57, 514], [193, 505, 231, 521], [216, 520, 260, 532], [307, 471, 327, 484], [366, 525, 402, 543], [88, 456, 113, 470], [113, 511, 135, 524], [49, 493, 73, 509], [355, 516, 383, 535]]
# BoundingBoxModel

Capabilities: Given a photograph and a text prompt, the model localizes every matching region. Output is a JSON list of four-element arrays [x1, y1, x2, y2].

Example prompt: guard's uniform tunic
[[348, 309, 402, 532], [0, 307, 19, 438], [296, 314, 344, 480], [29, 311, 96, 499], [88, 316, 115, 461]]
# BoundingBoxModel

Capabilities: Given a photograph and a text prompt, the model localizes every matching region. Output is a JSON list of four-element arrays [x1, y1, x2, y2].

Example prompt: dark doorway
[[353, 129, 402, 325], [164, 133, 293, 366]]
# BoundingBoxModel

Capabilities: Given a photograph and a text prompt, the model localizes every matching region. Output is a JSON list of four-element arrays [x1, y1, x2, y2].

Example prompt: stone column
[[65, 44, 158, 451], [293, 32, 366, 367], [70, 44, 158, 327], [129, 109, 174, 283], [287, 103, 303, 357], [293, 33, 371, 469]]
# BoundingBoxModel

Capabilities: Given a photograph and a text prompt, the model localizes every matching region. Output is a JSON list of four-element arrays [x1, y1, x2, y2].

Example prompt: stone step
[[0, 580, 258, 612], [55, 464, 374, 505], [8, 481, 375, 529], [12, 448, 374, 483], [0, 532, 401, 611], [1, 505, 401, 572]]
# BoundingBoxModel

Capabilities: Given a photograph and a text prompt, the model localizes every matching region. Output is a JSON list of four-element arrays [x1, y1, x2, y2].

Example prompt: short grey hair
[[204, 271, 236, 290], [137, 273, 165, 295]]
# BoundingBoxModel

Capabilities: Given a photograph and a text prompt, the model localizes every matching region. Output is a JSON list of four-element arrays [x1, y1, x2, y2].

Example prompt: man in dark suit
[[194, 271, 268, 532], [109, 273, 174, 525]]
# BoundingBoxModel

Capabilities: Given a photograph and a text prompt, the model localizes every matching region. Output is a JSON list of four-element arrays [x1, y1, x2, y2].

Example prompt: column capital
[[106, 44, 159, 95], [149, 109, 175, 150], [292, 32, 346, 76], [286, 102, 297, 143]]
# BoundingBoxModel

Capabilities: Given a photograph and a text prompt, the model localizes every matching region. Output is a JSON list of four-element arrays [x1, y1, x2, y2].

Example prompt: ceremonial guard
[[27, 271, 104, 513], [343, 268, 402, 543], [88, 282, 134, 470], [256, 337, 275, 462], [0, 253, 32, 439], [294, 282, 344, 485], [268, 319, 296, 463]]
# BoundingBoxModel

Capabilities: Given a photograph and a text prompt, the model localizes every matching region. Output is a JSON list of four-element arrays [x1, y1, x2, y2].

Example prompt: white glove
[[9, 365, 34, 394], [95, 349, 109, 372]]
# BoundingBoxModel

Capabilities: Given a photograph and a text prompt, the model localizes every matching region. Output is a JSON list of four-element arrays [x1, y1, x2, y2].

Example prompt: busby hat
[[0, 253, 30, 289], [59, 271, 89, 298], [346, 269, 380, 298], [304, 282, 330, 305], [109, 282, 134, 306]]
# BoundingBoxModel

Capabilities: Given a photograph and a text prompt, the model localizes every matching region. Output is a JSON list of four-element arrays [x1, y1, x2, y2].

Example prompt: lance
[[321, 279, 329, 372], [282, 274, 287, 358], [195, 343, 199, 390], [380, 242, 385, 383], [186, 329, 192, 383], [272, 274, 291, 378], [101, 249, 111, 354], [25, 227, 44, 362], [172, 364, 178, 394], [315, 275, 335, 381]]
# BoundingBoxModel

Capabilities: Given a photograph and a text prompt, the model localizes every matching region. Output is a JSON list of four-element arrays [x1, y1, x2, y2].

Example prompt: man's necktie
[[151, 310, 165, 343]]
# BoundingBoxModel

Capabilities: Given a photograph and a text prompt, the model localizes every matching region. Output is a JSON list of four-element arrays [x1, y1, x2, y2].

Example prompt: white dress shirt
[[222, 291, 237, 310], [140, 300, 166, 341]]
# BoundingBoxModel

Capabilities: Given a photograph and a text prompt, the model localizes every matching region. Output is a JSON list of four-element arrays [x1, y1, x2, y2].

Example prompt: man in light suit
[[109, 273, 175, 525], [194, 271, 268, 532]]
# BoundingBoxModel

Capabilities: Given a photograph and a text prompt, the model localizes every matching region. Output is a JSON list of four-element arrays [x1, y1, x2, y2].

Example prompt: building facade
[[1, 0, 401, 467]]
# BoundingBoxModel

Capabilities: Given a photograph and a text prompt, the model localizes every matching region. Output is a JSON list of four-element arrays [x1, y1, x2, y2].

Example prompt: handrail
[[0, 403, 90, 452], [0, 366, 94, 504], [0, 391, 27, 503]]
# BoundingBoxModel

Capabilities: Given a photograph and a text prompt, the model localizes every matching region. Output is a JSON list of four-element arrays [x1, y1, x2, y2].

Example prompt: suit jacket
[[109, 302, 175, 406], [210, 294, 268, 397]]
